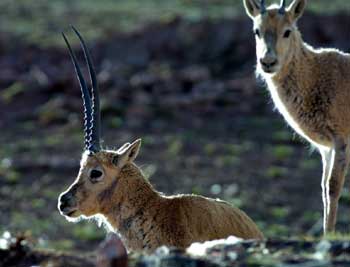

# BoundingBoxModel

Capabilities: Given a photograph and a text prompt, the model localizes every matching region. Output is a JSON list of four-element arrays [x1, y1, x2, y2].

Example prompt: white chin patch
[[63, 213, 114, 233], [91, 214, 115, 232], [65, 215, 82, 223]]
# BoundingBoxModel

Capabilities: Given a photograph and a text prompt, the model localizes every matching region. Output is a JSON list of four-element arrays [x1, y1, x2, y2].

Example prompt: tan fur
[[244, 0, 350, 233], [58, 142, 263, 252]]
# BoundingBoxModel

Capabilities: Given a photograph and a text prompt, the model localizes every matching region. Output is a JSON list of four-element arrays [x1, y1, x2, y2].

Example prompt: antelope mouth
[[60, 206, 78, 217], [261, 65, 279, 74], [66, 210, 78, 217]]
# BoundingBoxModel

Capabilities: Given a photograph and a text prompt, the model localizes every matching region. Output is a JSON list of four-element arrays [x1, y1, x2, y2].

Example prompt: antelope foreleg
[[324, 138, 350, 233], [320, 147, 333, 234]]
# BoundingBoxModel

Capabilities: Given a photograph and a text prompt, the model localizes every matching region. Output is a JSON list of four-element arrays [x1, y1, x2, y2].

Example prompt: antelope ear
[[243, 0, 261, 19], [114, 139, 141, 168], [287, 0, 307, 21]]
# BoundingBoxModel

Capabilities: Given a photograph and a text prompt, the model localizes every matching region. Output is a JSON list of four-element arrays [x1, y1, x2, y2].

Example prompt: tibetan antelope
[[244, 0, 350, 233], [58, 27, 263, 252]]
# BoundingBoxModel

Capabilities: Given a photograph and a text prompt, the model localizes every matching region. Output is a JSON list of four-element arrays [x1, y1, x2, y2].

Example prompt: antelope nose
[[59, 191, 76, 210], [60, 191, 72, 203], [260, 58, 278, 68]]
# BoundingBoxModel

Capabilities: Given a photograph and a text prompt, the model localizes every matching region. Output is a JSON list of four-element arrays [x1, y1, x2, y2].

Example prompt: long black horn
[[260, 0, 266, 14], [62, 32, 94, 152], [71, 26, 101, 153], [279, 0, 286, 14]]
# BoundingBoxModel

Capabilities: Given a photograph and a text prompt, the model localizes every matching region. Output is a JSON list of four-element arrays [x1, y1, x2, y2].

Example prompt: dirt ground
[[2, 234, 350, 267], [1, 13, 350, 251]]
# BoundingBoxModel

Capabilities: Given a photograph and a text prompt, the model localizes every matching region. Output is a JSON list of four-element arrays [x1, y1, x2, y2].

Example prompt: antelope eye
[[254, 29, 261, 38], [89, 169, 103, 183], [283, 29, 292, 38]]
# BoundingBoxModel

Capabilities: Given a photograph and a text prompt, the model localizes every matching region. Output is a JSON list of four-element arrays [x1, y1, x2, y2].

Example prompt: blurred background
[[1, 0, 350, 251]]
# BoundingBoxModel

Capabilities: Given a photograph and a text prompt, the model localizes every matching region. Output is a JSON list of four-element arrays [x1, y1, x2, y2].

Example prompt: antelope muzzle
[[58, 188, 78, 217]]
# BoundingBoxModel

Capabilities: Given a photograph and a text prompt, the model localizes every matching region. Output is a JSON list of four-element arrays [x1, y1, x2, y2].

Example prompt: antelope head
[[58, 27, 141, 221], [243, 0, 307, 74]]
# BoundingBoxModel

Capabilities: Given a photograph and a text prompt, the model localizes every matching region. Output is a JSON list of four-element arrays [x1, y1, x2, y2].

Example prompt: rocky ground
[[2, 233, 350, 267]]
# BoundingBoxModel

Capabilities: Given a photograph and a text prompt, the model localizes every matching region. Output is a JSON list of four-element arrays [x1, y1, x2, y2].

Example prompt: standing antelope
[[58, 27, 263, 252], [243, 0, 350, 233]]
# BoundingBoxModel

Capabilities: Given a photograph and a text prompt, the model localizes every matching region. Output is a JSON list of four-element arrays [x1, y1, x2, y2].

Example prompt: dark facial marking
[[67, 181, 85, 199], [264, 30, 277, 49], [80, 186, 88, 199], [98, 179, 118, 203], [70, 183, 80, 195]]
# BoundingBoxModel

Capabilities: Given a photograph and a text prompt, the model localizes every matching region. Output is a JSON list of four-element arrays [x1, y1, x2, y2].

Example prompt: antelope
[[243, 0, 350, 234], [57, 27, 264, 252]]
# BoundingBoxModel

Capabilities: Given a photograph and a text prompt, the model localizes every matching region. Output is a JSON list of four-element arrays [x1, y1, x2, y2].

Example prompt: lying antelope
[[58, 27, 264, 252], [244, 0, 350, 233]]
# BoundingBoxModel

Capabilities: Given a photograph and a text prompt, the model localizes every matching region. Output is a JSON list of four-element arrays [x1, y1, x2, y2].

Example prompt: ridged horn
[[279, 0, 286, 14], [71, 26, 101, 153], [62, 28, 101, 153], [260, 0, 266, 14]]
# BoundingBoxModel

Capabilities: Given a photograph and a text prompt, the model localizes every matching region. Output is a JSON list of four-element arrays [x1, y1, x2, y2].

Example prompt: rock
[[97, 234, 128, 267]]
